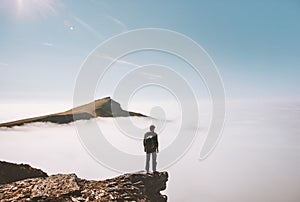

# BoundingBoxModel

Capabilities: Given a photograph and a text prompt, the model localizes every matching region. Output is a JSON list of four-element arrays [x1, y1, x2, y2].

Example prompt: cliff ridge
[[0, 161, 168, 202]]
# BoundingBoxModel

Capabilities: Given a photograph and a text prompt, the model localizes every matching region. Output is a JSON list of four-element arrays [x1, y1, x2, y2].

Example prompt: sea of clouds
[[0, 100, 299, 202]]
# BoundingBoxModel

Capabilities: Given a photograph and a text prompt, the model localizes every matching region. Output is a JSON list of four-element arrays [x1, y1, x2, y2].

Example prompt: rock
[[0, 162, 168, 202], [31, 174, 80, 199], [128, 172, 168, 202], [0, 161, 47, 185]]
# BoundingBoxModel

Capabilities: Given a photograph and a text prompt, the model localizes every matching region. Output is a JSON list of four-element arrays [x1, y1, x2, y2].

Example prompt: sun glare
[[14, 0, 57, 19]]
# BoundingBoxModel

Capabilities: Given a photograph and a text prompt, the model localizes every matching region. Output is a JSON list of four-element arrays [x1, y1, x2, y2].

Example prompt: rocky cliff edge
[[0, 162, 168, 202]]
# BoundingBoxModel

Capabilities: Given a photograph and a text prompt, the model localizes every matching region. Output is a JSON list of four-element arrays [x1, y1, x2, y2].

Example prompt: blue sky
[[0, 0, 299, 103]]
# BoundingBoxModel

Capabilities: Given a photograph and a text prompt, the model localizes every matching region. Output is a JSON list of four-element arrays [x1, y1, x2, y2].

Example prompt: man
[[143, 125, 159, 173]]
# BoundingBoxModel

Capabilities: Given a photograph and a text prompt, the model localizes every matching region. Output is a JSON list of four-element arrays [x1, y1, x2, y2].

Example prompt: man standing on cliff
[[143, 125, 159, 173]]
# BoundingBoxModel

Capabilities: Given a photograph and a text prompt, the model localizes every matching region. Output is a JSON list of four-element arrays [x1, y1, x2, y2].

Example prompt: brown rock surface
[[0, 167, 168, 202], [0, 161, 47, 185]]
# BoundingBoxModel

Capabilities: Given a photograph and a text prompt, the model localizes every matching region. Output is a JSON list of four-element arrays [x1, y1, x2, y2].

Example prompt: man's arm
[[143, 133, 147, 152], [143, 132, 147, 147], [154, 134, 159, 152]]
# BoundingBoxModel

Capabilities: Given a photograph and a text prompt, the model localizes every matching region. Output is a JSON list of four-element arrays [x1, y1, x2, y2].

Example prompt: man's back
[[144, 131, 158, 153]]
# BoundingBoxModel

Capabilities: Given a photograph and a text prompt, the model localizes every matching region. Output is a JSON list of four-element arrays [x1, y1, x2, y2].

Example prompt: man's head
[[150, 125, 155, 132]]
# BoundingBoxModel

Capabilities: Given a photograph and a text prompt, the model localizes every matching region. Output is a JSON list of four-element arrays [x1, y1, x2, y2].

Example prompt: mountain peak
[[0, 97, 147, 128]]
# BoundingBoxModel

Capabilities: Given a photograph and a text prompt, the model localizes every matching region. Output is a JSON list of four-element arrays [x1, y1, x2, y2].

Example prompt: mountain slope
[[0, 97, 147, 128]]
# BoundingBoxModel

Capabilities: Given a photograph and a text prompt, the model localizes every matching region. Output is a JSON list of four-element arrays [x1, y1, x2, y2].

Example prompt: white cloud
[[141, 72, 162, 79], [102, 55, 140, 67], [73, 16, 102, 38], [106, 15, 128, 32], [42, 42, 54, 47], [0, 101, 299, 201]]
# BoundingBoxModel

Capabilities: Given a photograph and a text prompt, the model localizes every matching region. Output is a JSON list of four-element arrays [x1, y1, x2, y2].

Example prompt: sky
[[0, 2, 300, 201], [0, 0, 300, 105]]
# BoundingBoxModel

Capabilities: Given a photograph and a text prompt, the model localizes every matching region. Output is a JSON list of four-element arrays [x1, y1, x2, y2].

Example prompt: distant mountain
[[0, 97, 147, 128]]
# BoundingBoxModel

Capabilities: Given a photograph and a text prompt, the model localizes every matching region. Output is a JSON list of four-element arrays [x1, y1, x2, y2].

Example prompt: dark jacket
[[143, 132, 158, 154]]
